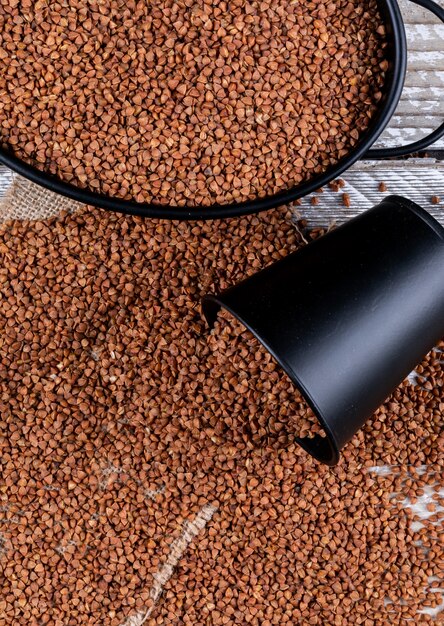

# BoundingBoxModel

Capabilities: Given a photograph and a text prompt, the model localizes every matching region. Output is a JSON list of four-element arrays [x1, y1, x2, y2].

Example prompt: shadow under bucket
[[202, 196, 444, 466]]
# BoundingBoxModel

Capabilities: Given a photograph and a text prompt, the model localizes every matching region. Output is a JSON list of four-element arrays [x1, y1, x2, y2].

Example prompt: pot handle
[[366, 0, 444, 159]]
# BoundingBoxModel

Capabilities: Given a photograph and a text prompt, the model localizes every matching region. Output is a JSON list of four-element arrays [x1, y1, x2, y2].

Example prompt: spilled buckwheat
[[0, 207, 442, 625]]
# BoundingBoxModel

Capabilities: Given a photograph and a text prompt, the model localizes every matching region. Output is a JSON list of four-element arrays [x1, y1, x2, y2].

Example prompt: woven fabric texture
[[0, 174, 82, 223]]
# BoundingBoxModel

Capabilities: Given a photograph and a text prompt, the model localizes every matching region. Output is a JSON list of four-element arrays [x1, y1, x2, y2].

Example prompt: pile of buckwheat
[[0, 207, 442, 625], [0, 0, 387, 206]]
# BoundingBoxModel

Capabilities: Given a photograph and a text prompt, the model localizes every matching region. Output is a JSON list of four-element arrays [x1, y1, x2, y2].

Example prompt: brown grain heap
[[0, 0, 387, 207], [0, 207, 442, 626]]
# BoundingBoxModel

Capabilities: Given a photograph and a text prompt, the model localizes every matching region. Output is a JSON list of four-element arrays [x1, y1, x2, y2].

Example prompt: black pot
[[202, 196, 444, 465], [0, 0, 443, 220]]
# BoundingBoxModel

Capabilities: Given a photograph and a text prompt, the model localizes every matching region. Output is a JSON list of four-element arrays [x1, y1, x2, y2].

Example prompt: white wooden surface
[[298, 159, 444, 228], [0, 0, 442, 227], [376, 0, 444, 150]]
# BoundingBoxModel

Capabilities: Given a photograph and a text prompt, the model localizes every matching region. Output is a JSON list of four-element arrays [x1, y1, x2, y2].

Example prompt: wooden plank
[[296, 158, 444, 228], [384, 114, 441, 125], [396, 99, 442, 114], [405, 24, 444, 50], [376, 1, 444, 151], [406, 51, 444, 66], [0, 166, 12, 198], [397, 87, 443, 109], [403, 70, 444, 87], [400, 0, 444, 24], [375, 128, 444, 149], [401, 86, 444, 100]]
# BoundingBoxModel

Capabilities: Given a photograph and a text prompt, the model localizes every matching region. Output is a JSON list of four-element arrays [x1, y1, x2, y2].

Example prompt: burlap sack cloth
[[0, 172, 442, 626], [0, 173, 83, 223]]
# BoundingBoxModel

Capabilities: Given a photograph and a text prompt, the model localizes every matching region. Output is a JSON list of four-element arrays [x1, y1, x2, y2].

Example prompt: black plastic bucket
[[0, 0, 443, 220], [202, 196, 444, 464]]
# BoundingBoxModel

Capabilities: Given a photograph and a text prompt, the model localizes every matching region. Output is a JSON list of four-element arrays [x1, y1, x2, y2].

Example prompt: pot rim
[[0, 0, 407, 221]]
